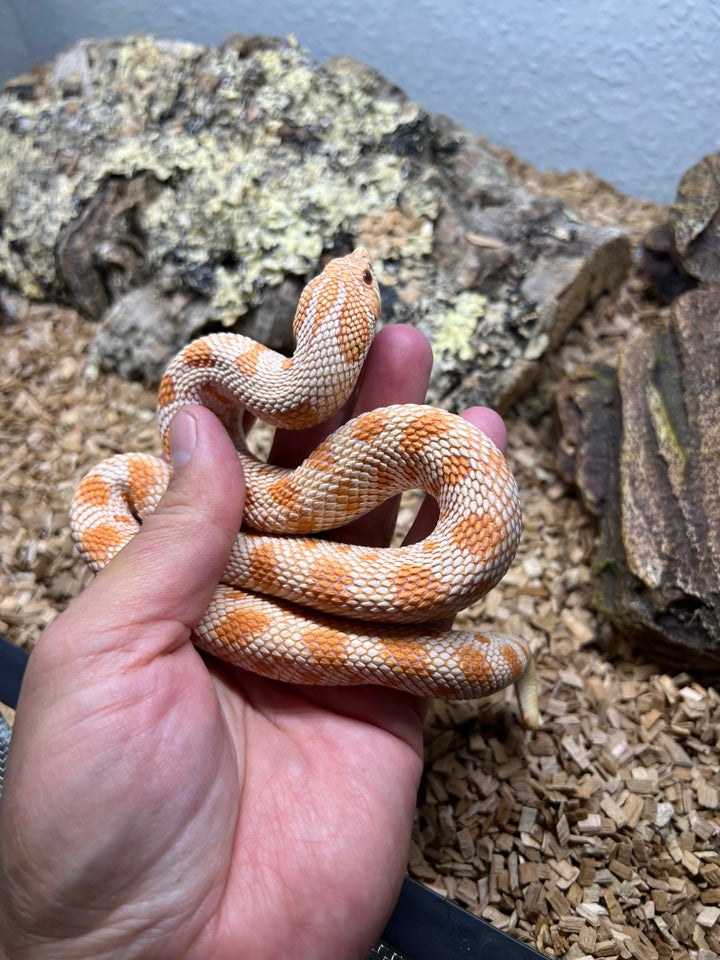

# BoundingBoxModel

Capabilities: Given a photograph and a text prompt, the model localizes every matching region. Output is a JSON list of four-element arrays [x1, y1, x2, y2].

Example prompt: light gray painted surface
[[1, 0, 719, 202]]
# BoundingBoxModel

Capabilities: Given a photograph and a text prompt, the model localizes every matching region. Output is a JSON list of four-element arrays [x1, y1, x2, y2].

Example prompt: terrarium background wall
[[0, 0, 718, 203]]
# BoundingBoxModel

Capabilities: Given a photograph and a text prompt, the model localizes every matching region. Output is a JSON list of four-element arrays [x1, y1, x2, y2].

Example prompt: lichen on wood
[[0, 33, 629, 409]]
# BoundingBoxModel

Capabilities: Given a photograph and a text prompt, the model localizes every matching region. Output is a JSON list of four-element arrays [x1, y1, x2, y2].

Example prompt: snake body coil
[[71, 249, 538, 728]]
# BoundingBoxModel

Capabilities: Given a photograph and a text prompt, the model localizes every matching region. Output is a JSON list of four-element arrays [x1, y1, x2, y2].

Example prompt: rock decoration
[[0, 34, 629, 410], [640, 152, 720, 302], [559, 153, 720, 671]]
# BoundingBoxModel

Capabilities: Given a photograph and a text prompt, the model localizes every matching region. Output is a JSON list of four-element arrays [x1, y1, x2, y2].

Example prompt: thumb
[[60, 406, 246, 660]]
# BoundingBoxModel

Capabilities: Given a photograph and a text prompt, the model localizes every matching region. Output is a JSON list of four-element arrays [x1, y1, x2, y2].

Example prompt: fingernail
[[169, 410, 197, 470]]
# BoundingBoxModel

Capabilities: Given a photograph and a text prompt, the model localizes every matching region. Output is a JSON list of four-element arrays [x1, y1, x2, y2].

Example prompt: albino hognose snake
[[70, 249, 538, 728]]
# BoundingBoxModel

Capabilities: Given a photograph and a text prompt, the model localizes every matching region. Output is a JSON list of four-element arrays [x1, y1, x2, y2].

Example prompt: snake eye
[[362, 268, 374, 286]]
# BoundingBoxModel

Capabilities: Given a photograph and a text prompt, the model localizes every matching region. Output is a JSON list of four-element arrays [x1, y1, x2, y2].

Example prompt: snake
[[70, 248, 538, 728]]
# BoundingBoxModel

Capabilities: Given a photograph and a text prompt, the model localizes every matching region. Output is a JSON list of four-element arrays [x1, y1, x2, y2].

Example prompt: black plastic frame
[[382, 877, 544, 958], [0, 633, 28, 709], [0, 634, 543, 959]]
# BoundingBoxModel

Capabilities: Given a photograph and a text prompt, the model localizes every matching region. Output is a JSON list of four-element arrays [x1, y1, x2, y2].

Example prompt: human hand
[[0, 325, 507, 960]]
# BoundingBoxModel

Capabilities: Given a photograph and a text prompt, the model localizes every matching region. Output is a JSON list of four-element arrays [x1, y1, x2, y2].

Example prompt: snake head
[[292, 248, 381, 350], [337, 246, 381, 308]]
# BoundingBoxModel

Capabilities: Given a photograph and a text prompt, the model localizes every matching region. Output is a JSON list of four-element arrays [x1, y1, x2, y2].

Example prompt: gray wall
[[2, 0, 719, 202]]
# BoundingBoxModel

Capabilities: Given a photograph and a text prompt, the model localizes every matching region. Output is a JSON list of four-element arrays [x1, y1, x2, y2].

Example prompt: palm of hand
[[77, 648, 423, 960]]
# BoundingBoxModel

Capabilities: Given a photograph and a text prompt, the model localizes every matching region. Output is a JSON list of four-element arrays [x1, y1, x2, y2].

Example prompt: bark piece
[[557, 286, 720, 670], [0, 34, 629, 406], [640, 152, 720, 301]]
